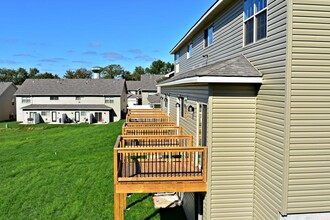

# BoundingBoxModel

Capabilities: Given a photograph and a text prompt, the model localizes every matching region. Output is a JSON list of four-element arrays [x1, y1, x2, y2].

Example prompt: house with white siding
[[15, 79, 127, 124], [0, 82, 17, 121], [155, 0, 330, 219], [126, 74, 162, 107]]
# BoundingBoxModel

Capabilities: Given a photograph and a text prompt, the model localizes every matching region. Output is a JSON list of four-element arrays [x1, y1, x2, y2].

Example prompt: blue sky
[[0, 0, 216, 77]]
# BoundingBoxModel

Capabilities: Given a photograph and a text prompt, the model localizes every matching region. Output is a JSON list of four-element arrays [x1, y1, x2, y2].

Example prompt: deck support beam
[[115, 182, 207, 194]]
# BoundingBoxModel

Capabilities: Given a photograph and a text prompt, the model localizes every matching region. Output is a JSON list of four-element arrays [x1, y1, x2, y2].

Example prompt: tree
[[29, 68, 39, 78], [64, 68, 92, 79], [145, 60, 174, 75], [130, 66, 145, 81], [101, 64, 126, 79], [34, 72, 60, 79], [122, 70, 134, 80]]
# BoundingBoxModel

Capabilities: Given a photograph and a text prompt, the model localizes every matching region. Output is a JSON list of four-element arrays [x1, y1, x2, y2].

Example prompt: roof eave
[[158, 76, 263, 87]]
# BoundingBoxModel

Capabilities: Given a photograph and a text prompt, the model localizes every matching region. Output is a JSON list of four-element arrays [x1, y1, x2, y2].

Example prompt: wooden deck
[[126, 114, 170, 122], [114, 109, 207, 220], [122, 126, 182, 136]]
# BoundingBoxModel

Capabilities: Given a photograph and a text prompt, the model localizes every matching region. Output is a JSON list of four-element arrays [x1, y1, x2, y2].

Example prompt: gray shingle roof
[[22, 104, 112, 110], [127, 81, 142, 91], [147, 94, 161, 104], [140, 74, 162, 91], [15, 79, 126, 96], [0, 82, 15, 95], [159, 55, 262, 84]]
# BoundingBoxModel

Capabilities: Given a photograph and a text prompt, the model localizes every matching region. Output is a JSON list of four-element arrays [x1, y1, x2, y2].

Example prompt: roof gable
[[140, 74, 162, 91], [0, 82, 15, 96]]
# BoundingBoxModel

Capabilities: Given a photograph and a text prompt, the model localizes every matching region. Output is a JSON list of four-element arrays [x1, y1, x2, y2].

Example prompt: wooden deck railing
[[123, 122, 176, 128], [128, 109, 163, 114], [126, 114, 169, 122], [122, 126, 183, 136], [114, 146, 207, 182], [120, 135, 193, 148], [128, 111, 166, 116]]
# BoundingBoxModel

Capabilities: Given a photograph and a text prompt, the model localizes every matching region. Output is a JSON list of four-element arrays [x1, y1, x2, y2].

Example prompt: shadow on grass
[[126, 193, 153, 210], [144, 201, 187, 220]]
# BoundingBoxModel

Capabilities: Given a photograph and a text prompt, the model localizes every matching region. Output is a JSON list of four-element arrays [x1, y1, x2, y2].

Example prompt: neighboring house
[[147, 94, 161, 108], [156, 0, 330, 220], [15, 79, 127, 124], [126, 81, 142, 107], [140, 74, 162, 105], [126, 74, 163, 107], [0, 82, 17, 121]]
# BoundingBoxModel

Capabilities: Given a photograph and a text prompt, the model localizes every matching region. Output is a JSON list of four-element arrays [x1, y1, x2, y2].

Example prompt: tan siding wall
[[289, 0, 330, 213], [163, 87, 207, 219], [242, 0, 288, 218], [165, 0, 288, 218], [209, 84, 257, 220]]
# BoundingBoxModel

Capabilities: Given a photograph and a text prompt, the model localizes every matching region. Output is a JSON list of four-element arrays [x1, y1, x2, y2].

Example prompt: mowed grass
[[0, 121, 176, 220]]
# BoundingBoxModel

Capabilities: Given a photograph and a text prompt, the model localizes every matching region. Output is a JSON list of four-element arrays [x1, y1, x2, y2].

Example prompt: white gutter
[[158, 76, 263, 87], [170, 0, 224, 54]]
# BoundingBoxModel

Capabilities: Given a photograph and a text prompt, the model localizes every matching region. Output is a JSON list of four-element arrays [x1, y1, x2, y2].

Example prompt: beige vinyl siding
[[163, 86, 207, 219], [209, 84, 257, 220], [288, 0, 330, 213], [241, 0, 288, 218]]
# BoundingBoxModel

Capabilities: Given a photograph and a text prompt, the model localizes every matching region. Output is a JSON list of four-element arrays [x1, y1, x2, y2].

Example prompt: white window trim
[[105, 96, 114, 104], [243, 0, 268, 46], [204, 26, 214, 48], [21, 96, 31, 103]]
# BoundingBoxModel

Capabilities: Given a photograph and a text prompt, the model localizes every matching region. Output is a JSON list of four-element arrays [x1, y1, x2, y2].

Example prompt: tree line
[[0, 60, 173, 85]]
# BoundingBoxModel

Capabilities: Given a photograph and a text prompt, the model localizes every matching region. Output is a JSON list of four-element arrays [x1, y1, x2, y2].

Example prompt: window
[[244, 0, 267, 45], [105, 97, 114, 103], [50, 96, 59, 100], [174, 53, 180, 63], [22, 97, 31, 103], [41, 111, 50, 116], [75, 96, 83, 100], [204, 26, 213, 47], [81, 111, 87, 116], [187, 43, 193, 59]]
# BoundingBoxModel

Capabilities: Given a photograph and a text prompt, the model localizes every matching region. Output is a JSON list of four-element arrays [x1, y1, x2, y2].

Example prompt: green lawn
[[0, 121, 185, 220]]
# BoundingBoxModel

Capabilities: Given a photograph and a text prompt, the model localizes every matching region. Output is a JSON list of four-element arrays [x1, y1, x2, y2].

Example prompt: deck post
[[114, 192, 125, 220]]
